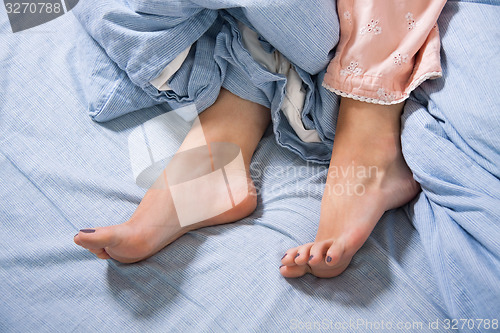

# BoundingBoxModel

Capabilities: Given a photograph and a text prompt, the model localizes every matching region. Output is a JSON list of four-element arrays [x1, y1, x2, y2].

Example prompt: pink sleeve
[[323, 0, 447, 105]]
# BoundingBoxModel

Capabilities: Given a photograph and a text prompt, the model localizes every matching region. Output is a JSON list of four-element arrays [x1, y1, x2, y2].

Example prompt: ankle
[[332, 136, 401, 171]]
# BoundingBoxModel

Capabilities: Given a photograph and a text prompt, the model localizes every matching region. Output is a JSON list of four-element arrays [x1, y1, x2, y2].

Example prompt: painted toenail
[[326, 256, 332, 263], [279, 265, 284, 269], [74, 233, 79, 238], [295, 253, 300, 258], [281, 253, 287, 260], [309, 255, 314, 261], [80, 229, 96, 233]]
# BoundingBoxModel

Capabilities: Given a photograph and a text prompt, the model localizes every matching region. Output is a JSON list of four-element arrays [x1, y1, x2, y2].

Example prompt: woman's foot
[[74, 89, 270, 263], [280, 98, 420, 278]]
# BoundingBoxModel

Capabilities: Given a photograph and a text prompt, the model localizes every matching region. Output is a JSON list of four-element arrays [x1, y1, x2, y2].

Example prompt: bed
[[1, 1, 499, 332]]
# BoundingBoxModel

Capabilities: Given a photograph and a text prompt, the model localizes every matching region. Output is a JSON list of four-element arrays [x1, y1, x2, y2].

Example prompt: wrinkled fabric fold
[[72, 0, 341, 163]]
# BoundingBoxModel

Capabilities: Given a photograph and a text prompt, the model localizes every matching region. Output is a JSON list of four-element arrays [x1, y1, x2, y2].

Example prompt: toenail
[[281, 253, 287, 260], [279, 265, 284, 269], [80, 229, 96, 233], [295, 253, 300, 258], [74, 233, 79, 238], [326, 256, 332, 263], [309, 255, 314, 261]]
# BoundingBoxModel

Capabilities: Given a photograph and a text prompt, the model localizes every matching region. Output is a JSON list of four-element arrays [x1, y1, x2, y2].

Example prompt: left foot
[[280, 99, 420, 278], [74, 89, 271, 263]]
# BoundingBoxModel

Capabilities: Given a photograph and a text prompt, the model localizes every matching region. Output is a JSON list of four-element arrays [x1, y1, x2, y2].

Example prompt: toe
[[325, 239, 345, 266], [308, 240, 332, 265], [96, 252, 112, 260], [87, 248, 112, 260], [77, 227, 119, 250], [279, 264, 309, 278], [88, 248, 104, 255], [294, 243, 314, 265], [74, 235, 82, 246], [281, 248, 299, 266]]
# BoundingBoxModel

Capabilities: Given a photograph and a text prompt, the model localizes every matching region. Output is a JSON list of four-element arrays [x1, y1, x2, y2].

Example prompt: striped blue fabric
[[72, 0, 340, 163], [0, 1, 498, 332], [401, 1, 500, 321]]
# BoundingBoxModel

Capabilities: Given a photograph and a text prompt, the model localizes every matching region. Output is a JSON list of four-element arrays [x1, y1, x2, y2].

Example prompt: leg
[[74, 89, 270, 263], [280, 97, 420, 278]]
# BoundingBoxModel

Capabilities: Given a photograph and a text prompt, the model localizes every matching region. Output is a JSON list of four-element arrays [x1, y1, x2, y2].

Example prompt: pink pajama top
[[323, 0, 447, 105]]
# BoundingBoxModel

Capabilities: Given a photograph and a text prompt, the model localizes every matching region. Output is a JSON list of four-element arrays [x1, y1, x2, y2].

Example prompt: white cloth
[[149, 23, 321, 143]]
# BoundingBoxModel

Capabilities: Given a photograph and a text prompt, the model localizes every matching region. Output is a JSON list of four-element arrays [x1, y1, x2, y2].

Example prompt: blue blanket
[[0, 1, 499, 331], [72, 0, 341, 162]]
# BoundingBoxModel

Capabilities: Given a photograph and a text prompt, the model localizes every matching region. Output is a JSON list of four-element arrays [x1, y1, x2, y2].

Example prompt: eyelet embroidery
[[340, 61, 363, 76], [377, 88, 396, 102], [393, 53, 409, 66], [406, 13, 416, 30], [360, 19, 382, 35]]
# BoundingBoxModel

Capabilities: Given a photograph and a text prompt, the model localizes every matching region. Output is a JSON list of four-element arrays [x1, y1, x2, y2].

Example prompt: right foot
[[280, 137, 419, 278], [280, 98, 420, 278], [74, 89, 270, 263]]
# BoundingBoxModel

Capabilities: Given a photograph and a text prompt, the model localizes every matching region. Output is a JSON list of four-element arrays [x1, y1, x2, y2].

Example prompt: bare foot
[[280, 98, 420, 278], [74, 89, 270, 263]]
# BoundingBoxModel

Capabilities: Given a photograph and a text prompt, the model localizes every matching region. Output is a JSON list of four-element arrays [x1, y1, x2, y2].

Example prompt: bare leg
[[74, 89, 270, 263], [280, 98, 420, 278]]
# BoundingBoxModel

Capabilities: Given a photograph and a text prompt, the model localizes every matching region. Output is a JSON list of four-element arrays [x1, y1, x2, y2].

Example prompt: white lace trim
[[322, 71, 442, 105], [377, 88, 396, 103], [407, 71, 442, 95], [322, 84, 403, 105]]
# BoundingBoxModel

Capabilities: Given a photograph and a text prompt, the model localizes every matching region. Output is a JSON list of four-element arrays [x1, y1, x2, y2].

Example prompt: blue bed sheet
[[0, 1, 499, 332]]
